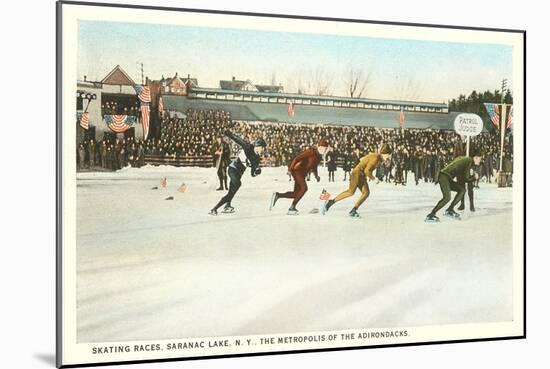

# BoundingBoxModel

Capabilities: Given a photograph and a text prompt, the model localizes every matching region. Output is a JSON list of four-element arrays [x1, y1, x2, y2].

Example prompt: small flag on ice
[[177, 183, 187, 193], [320, 189, 331, 201], [160, 177, 167, 188]]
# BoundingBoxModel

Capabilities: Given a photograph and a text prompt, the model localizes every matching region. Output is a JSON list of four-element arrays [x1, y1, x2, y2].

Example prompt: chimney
[[232, 76, 236, 81], [84, 75, 87, 81], [175, 72, 178, 77]]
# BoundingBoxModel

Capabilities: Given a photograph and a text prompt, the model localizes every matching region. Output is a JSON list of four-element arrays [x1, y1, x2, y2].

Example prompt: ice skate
[[287, 206, 299, 216], [222, 205, 235, 213], [269, 192, 279, 211], [348, 208, 361, 218], [322, 199, 335, 215], [425, 214, 440, 223], [444, 209, 461, 219], [208, 209, 218, 216]]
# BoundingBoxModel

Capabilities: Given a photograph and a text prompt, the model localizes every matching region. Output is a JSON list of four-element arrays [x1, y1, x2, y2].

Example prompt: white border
[[59, 2, 525, 366]]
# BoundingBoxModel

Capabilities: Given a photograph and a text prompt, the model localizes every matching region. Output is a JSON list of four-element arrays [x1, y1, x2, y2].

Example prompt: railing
[[144, 154, 346, 169], [144, 155, 214, 167]]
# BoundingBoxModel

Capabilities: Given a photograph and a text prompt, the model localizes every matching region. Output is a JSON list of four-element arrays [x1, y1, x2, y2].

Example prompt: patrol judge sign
[[454, 113, 483, 137]]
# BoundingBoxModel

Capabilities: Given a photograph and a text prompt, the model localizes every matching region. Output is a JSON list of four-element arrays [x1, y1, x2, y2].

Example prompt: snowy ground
[[76, 165, 513, 343]]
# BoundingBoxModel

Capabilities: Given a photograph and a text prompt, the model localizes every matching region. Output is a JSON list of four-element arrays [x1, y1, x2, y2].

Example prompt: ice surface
[[76, 166, 513, 343]]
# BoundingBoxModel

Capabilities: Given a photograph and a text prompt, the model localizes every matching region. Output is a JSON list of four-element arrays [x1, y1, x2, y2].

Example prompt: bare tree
[[395, 76, 423, 101], [309, 67, 333, 96], [347, 65, 372, 98]]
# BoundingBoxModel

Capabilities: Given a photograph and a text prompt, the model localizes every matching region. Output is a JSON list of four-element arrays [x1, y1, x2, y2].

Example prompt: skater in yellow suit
[[324, 144, 392, 217]]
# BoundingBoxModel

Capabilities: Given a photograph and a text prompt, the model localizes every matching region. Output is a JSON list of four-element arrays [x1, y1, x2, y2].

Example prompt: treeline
[[448, 89, 513, 132]]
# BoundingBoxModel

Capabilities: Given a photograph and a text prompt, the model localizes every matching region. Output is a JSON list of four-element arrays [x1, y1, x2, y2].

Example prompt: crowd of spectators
[[77, 136, 145, 171], [101, 99, 140, 116], [78, 108, 514, 185]]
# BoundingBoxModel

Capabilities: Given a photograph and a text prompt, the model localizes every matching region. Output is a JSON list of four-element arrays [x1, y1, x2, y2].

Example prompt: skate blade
[[221, 209, 235, 214], [424, 218, 440, 223], [287, 211, 299, 216], [444, 214, 461, 220], [269, 193, 276, 211], [348, 214, 361, 218]]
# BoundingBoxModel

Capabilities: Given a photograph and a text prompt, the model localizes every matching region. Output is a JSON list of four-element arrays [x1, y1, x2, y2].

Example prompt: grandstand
[[163, 87, 461, 130]]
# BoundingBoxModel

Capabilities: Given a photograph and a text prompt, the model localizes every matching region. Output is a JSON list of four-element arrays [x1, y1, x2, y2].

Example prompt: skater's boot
[[444, 209, 461, 219], [222, 205, 235, 213], [458, 203, 465, 211], [209, 209, 218, 216], [470, 205, 476, 212], [323, 199, 335, 215], [269, 192, 280, 210], [349, 207, 360, 218], [425, 213, 440, 223], [287, 205, 299, 216]]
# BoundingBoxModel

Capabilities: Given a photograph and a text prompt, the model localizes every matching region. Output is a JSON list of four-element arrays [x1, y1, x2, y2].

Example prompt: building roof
[[163, 95, 459, 130], [255, 84, 284, 93], [220, 79, 247, 90], [101, 65, 135, 86]]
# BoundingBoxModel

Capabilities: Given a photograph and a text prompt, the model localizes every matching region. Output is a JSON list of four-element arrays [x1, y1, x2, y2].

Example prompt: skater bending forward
[[209, 131, 266, 215], [271, 138, 329, 215], [324, 144, 392, 218], [425, 150, 483, 222]]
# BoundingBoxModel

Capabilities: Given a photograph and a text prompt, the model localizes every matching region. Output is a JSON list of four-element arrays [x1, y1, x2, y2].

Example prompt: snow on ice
[[76, 165, 513, 343]]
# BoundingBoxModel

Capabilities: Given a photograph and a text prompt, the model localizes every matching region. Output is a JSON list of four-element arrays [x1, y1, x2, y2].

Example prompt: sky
[[78, 20, 514, 103]]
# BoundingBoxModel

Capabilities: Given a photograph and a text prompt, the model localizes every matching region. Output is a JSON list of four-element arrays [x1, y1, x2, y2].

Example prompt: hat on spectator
[[318, 138, 329, 147], [380, 144, 392, 154]]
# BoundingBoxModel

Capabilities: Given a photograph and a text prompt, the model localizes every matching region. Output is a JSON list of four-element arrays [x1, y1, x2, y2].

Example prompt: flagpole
[[499, 104, 507, 173]]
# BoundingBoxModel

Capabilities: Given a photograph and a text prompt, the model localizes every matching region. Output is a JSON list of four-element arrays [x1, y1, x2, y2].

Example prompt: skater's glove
[[315, 175, 320, 182], [254, 168, 262, 176]]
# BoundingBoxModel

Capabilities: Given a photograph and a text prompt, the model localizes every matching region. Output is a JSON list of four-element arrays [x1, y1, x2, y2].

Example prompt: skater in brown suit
[[270, 138, 329, 215], [323, 144, 392, 217]]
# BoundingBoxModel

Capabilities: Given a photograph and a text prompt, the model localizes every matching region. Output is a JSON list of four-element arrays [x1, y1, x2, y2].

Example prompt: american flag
[[134, 84, 151, 103], [104, 115, 136, 133], [160, 177, 167, 188], [484, 103, 500, 128], [287, 101, 295, 118], [177, 183, 188, 193], [398, 107, 405, 129], [141, 104, 151, 140], [79, 112, 89, 130], [507, 106, 513, 128], [319, 189, 331, 201]]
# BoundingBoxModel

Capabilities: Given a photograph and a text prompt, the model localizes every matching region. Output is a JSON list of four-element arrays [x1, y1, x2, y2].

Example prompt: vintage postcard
[[57, 1, 525, 367]]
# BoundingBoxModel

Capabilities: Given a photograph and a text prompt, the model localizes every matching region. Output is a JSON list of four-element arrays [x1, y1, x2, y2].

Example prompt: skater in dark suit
[[425, 150, 483, 222], [209, 131, 266, 215]]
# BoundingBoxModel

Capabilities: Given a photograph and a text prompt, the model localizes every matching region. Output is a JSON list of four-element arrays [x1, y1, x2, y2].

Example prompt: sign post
[[453, 113, 483, 156]]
